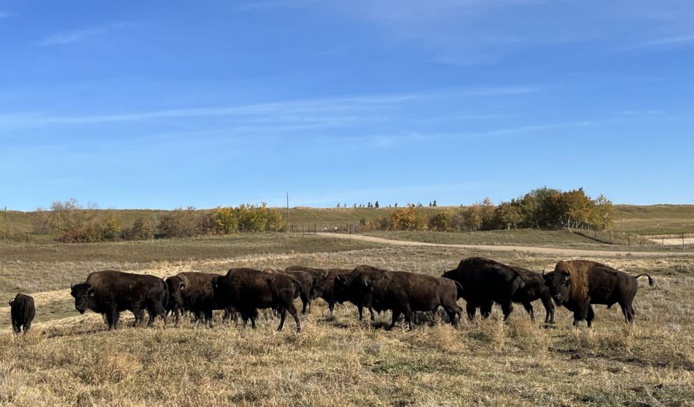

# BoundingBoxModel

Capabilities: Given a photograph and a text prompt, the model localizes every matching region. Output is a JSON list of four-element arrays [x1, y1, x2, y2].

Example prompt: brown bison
[[442, 257, 529, 321], [544, 260, 654, 327], [167, 272, 231, 327], [212, 268, 302, 332], [9, 293, 36, 334], [264, 267, 315, 314], [334, 265, 389, 321], [479, 265, 555, 323], [306, 268, 352, 318], [71, 270, 168, 330], [338, 265, 463, 330]]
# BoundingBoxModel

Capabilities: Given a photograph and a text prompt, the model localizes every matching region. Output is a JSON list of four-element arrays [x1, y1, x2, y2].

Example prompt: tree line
[[26, 187, 613, 243], [372, 187, 614, 232], [32, 199, 286, 243]]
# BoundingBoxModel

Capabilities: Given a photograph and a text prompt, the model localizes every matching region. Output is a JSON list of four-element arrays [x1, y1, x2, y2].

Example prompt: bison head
[[70, 283, 96, 314], [544, 269, 571, 306], [165, 276, 185, 309]]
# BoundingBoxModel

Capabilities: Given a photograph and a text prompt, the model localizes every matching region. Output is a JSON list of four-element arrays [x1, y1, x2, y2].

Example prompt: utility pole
[[286, 192, 290, 231]]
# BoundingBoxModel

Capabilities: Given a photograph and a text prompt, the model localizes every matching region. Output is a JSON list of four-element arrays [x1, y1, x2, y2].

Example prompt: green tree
[[590, 194, 614, 231]]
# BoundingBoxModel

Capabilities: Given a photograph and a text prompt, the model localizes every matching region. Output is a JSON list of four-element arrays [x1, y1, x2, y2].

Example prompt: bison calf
[[9, 293, 36, 334]]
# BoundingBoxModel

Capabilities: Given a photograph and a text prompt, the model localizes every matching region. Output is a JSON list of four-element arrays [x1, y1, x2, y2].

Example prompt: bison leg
[[443, 305, 461, 326], [406, 310, 416, 330], [542, 298, 555, 324], [328, 301, 335, 318], [619, 301, 635, 324], [277, 307, 287, 331], [501, 302, 514, 321], [368, 306, 376, 321], [481, 302, 493, 319], [522, 302, 535, 321], [586, 306, 595, 328], [223, 307, 238, 325], [286, 303, 301, 333], [204, 309, 214, 328], [466, 303, 477, 321], [12, 321, 20, 334], [106, 308, 119, 330], [573, 303, 591, 327], [173, 307, 180, 327], [300, 293, 309, 314], [389, 309, 402, 330], [23, 321, 31, 334]]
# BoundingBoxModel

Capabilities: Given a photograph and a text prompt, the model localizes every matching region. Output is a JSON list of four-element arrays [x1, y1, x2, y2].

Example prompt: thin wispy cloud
[[0, 86, 539, 130], [37, 22, 130, 46], [629, 34, 694, 50]]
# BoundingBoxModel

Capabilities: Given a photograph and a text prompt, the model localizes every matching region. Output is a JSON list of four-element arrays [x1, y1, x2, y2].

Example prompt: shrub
[[156, 207, 202, 238], [428, 212, 451, 231], [122, 217, 156, 240], [385, 207, 428, 231]]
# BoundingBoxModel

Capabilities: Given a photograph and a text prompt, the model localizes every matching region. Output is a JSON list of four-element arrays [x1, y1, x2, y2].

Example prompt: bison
[[71, 270, 168, 330], [334, 265, 389, 321], [479, 265, 555, 323], [442, 257, 529, 321], [212, 268, 302, 332], [264, 268, 315, 314], [544, 260, 654, 327], [304, 268, 352, 318], [167, 272, 231, 327], [338, 265, 463, 329], [9, 293, 35, 334]]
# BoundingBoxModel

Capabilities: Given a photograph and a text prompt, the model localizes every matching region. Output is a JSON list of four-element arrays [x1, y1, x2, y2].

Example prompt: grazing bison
[[544, 260, 654, 327], [168, 272, 229, 327], [442, 257, 529, 321], [9, 293, 35, 334], [212, 268, 302, 332], [71, 270, 168, 330], [338, 265, 462, 330]]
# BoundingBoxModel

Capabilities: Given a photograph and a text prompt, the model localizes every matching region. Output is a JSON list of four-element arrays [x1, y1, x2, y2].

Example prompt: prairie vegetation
[[1, 231, 693, 406]]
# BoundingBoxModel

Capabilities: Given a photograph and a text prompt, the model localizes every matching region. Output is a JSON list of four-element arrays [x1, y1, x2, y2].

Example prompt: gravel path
[[317, 233, 694, 258]]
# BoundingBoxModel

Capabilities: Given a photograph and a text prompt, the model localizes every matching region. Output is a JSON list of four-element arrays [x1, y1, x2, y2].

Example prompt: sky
[[1, 0, 693, 211]]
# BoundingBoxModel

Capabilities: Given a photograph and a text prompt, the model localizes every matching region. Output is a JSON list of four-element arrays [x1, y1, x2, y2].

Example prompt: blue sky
[[1, 0, 693, 211]]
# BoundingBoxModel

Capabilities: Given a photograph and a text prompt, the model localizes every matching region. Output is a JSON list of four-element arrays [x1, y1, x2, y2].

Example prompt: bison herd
[[8, 257, 655, 334]]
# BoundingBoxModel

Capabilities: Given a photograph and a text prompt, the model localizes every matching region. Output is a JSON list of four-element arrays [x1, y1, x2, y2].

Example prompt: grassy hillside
[[3, 204, 694, 238]]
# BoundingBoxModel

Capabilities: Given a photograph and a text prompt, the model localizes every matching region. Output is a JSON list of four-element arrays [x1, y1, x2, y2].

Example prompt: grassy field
[[1, 231, 693, 406]]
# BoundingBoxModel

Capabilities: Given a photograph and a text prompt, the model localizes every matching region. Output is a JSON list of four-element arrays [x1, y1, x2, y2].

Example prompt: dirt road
[[317, 233, 694, 258]]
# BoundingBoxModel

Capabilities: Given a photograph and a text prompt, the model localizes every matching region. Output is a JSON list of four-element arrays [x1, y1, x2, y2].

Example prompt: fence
[[289, 223, 361, 235]]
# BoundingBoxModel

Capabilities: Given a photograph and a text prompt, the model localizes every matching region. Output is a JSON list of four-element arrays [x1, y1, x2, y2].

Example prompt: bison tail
[[635, 274, 654, 287], [162, 279, 170, 309], [291, 278, 303, 296], [454, 281, 464, 299]]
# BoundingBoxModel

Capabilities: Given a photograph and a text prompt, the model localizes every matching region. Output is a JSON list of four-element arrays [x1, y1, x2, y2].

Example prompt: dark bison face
[[70, 283, 95, 314], [211, 276, 230, 307], [165, 276, 184, 308], [545, 271, 571, 306]]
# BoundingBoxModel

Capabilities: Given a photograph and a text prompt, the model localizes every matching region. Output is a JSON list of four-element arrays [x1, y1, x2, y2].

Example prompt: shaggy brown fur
[[555, 260, 590, 301]]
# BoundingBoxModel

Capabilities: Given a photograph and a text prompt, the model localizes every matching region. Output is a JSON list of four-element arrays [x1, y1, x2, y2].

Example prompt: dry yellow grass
[[1, 234, 693, 406]]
